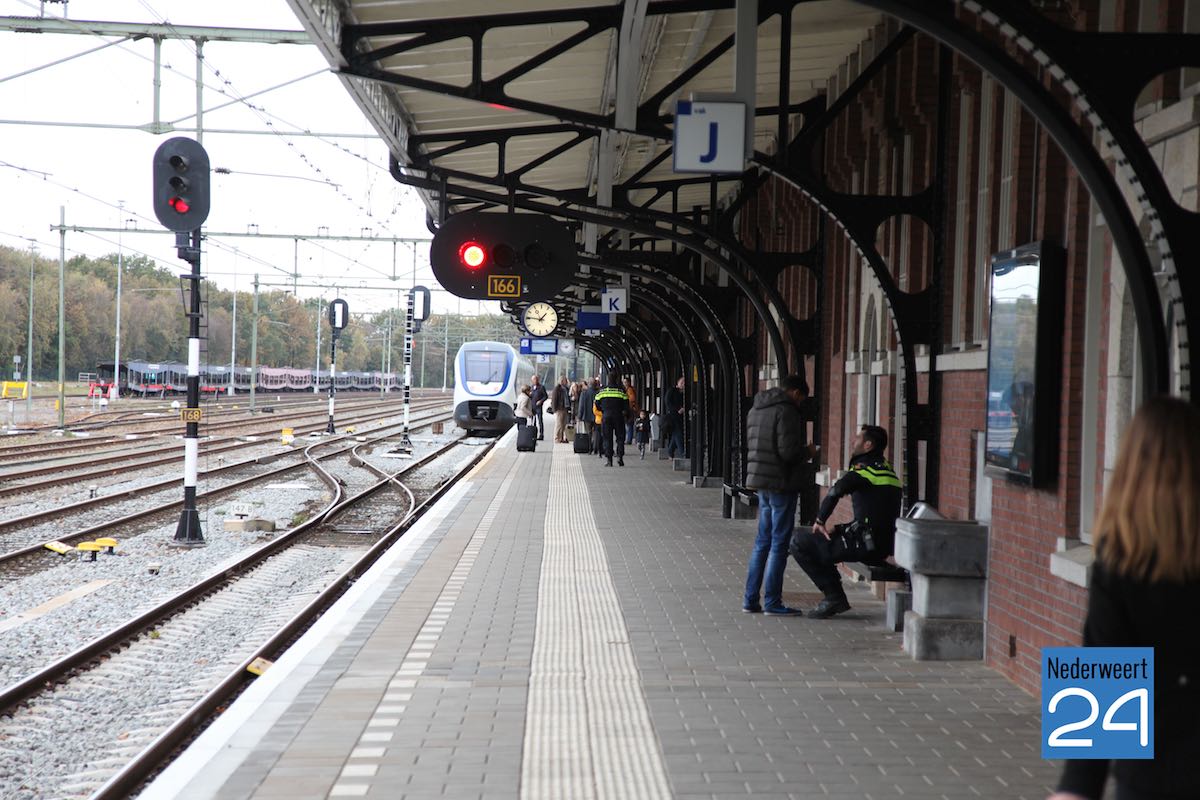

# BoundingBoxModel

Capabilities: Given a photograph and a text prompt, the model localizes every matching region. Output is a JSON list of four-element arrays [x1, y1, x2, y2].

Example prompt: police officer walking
[[593, 374, 630, 467], [790, 424, 901, 619]]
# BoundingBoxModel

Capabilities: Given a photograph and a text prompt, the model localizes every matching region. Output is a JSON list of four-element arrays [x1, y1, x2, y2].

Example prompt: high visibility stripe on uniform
[[852, 462, 902, 487], [594, 389, 627, 401]]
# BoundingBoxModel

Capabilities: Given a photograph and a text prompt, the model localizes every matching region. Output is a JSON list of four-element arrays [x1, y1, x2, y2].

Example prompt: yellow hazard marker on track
[[76, 542, 102, 561], [44, 541, 73, 555], [94, 537, 119, 554], [281, 427, 295, 445], [247, 657, 274, 676]]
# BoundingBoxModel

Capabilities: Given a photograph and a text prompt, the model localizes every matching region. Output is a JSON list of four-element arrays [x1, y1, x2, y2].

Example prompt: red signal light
[[459, 241, 486, 269], [169, 197, 190, 214]]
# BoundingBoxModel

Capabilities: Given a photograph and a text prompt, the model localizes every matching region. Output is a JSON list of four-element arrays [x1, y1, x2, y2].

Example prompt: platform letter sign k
[[602, 288, 626, 315]]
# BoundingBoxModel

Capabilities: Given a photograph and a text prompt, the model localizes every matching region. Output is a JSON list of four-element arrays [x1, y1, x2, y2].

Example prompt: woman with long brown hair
[[1051, 396, 1200, 800]]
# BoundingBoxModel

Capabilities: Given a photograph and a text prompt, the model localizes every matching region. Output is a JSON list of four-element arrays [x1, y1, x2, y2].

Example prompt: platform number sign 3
[[1041, 647, 1154, 760]]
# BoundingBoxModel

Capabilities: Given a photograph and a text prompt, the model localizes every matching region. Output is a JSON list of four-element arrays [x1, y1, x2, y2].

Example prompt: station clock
[[522, 302, 558, 337]]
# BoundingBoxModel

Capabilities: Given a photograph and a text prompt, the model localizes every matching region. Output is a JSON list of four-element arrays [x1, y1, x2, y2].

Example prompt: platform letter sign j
[[699, 122, 718, 164]]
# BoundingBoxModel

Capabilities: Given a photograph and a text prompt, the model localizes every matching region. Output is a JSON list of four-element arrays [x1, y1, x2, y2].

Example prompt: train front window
[[464, 351, 506, 385]]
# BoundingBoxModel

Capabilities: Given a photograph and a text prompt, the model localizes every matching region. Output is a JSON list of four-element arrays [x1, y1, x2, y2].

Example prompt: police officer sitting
[[789, 424, 901, 619]]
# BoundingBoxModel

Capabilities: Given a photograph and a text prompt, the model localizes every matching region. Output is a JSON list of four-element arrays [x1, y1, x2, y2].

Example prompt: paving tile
[[175, 438, 1059, 800]]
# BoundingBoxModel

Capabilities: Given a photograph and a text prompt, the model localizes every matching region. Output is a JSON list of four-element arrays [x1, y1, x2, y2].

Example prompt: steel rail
[[0, 411, 453, 565], [0, 398, 445, 488], [88, 435, 497, 799], [0, 432, 470, 716], [0, 404, 446, 522]]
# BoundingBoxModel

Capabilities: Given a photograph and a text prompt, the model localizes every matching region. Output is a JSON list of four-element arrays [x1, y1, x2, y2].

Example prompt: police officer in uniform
[[790, 424, 902, 618], [593, 374, 630, 467]]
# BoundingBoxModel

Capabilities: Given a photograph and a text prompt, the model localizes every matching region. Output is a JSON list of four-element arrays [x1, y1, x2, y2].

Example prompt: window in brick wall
[[972, 77, 997, 344], [952, 90, 974, 348], [1079, 201, 1108, 544], [997, 88, 1019, 250], [1102, 279, 1144, 517], [1185, 0, 1200, 93]]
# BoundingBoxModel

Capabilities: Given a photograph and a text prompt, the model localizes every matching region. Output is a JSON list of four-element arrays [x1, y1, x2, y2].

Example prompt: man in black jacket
[[529, 375, 548, 440], [550, 376, 571, 443], [791, 424, 902, 619], [742, 375, 811, 616], [664, 376, 686, 458]]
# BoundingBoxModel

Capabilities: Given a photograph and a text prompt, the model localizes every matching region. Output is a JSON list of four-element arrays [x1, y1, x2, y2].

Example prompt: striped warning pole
[[173, 228, 205, 546]]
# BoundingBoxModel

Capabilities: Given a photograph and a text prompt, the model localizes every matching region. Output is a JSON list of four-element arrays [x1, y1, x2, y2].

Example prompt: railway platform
[[144, 431, 1060, 800]]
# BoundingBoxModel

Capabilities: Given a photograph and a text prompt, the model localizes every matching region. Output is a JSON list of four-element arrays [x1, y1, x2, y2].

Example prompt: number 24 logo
[[1047, 687, 1149, 747]]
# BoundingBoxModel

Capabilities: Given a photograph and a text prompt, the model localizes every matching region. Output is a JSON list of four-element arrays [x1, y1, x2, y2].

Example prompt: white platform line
[[520, 448, 671, 800], [337, 455, 521, 799]]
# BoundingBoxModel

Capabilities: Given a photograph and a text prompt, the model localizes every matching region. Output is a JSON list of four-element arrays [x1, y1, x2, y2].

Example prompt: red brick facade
[[733, 8, 1173, 694]]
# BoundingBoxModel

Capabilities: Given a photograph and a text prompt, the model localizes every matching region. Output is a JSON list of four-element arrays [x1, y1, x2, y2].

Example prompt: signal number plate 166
[[487, 274, 521, 299]]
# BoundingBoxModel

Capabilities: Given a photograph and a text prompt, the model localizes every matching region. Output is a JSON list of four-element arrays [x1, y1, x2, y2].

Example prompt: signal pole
[[25, 241, 35, 421], [175, 227, 205, 545], [152, 137, 211, 548], [57, 206, 65, 430], [326, 298, 348, 433], [249, 274, 259, 412]]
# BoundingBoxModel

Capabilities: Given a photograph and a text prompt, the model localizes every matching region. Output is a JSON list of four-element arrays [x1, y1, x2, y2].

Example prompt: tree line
[[0, 244, 557, 388]]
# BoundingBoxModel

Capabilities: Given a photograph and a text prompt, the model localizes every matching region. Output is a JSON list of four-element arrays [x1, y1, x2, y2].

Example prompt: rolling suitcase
[[573, 431, 590, 454], [516, 424, 537, 452]]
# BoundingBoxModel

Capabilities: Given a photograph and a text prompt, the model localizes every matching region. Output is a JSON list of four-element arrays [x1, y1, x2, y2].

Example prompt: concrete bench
[[722, 484, 757, 520], [894, 515, 989, 661]]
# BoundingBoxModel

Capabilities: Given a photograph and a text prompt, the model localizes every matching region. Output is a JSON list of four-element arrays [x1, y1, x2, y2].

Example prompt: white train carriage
[[453, 341, 533, 434]]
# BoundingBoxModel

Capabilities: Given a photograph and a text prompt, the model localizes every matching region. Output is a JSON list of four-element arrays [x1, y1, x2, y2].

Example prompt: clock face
[[523, 302, 558, 337]]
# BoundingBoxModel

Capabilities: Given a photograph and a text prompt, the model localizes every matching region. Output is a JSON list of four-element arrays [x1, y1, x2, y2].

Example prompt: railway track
[[0, 394, 436, 461], [0, 429, 497, 799], [0, 407, 456, 572], [0, 397, 445, 490]]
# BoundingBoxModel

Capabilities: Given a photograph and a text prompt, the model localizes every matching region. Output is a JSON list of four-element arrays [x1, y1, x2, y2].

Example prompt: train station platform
[[144, 432, 1061, 800]]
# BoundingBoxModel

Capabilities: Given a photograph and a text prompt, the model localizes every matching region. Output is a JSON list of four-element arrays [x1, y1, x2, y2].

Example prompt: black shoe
[[617, 458, 624, 466], [605, 460, 613, 467], [763, 606, 804, 616], [809, 595, 851, 619]]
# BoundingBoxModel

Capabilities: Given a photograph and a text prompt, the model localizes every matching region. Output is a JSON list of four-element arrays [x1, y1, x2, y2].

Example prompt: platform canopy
[[286, 0, 881, 241]]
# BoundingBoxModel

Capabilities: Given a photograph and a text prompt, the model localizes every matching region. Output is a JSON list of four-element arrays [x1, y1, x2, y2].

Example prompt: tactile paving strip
[[520, 446, 672, 799], [327, 464, 520, 798]]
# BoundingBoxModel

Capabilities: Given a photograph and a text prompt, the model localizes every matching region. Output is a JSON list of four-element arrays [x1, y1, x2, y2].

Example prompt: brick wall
[[733, 15, 1140, 695]]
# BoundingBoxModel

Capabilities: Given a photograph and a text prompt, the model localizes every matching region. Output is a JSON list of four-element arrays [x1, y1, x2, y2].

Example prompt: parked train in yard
[[95, 361, 401, 396], [452, 341, 533, 434]]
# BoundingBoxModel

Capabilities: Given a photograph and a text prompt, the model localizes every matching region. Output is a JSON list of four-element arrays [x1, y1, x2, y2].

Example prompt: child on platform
[[634, 410, 652, 459]]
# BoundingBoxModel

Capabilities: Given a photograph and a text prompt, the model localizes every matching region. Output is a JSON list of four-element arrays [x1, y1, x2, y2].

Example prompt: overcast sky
[[0, 0, 499, 316]]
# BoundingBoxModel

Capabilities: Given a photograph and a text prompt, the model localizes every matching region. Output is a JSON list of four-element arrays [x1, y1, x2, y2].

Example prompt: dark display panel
[[984, 241, 1065, 486]]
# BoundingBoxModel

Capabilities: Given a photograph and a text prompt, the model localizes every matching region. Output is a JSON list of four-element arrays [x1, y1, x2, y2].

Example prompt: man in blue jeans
[[742, 375, 812, 616]]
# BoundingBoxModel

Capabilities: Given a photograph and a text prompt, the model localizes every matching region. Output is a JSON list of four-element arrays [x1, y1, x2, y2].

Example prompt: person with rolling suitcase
[[515, 385, 536, 452]]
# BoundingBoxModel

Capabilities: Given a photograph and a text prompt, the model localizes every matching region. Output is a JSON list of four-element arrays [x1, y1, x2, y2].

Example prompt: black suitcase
[[573, 431, 590, 454], [516, 424, 537, 452]]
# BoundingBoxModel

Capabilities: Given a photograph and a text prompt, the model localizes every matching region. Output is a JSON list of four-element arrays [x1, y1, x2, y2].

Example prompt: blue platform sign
[[575, 308, 613, 331], [673, 100, 746, 174], [1041, 647, 1154, 760], [519, 338, 557, 356]]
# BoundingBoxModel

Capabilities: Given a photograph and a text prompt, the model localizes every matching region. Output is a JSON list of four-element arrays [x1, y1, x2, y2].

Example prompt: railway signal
[[430, 212, 577, 301], [152, 138, 210, 232], [326, 298, 349, 434], [151, 137, 209, 547]]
